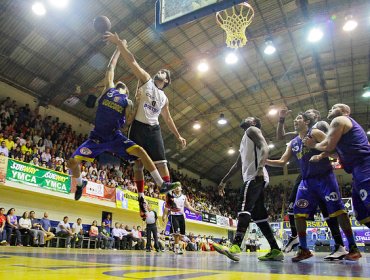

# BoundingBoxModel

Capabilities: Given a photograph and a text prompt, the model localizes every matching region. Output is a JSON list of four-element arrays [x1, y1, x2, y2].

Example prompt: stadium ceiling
[[0, 0, 369, 184]]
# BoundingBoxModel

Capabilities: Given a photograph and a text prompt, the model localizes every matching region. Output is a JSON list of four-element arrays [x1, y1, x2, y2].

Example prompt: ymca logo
[[359, 189, 368, 201], [325, 192, 339, 202], [296, 199, 309, 208]]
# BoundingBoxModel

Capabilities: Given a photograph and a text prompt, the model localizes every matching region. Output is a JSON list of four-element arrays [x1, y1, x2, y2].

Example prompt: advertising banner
[[6, 159, 70, 194], [202, 212, 217, 224], [216, 215, 229, 227], [185, 208, 202, 221], [116, 189, 163, 215], [81, 181, 116, 202]]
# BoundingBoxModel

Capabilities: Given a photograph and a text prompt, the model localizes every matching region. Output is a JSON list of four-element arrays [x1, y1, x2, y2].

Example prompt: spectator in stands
[[29, 211, 45, 247], [122, 225, 133, 250], [44, 135, 53, 149], [131, 226, 144, 250], [30, 157, 39, 166], [21, 142, 32, 155], [56, 216, 73, 248], [99, 221, 114, 250], [102, 214, 111, 232], [39, 212, 55, 242], [71, 218, 83, 248], [11, 146, 22, 159], [36, 138, 45, 153], [4, 135, 15, 152], [0, 141, 8, 157], [88, 220, 99, 242], [112, 222, 123, 250], [5, 208, 22, 246], [18, 211, 34, 246], [0, 208, 7, 245], [41, 148, 51, 163]]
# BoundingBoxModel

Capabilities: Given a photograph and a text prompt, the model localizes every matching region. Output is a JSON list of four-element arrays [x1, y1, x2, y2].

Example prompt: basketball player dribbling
[[104, 32, 186, 212], [68, 48, 180, 201]]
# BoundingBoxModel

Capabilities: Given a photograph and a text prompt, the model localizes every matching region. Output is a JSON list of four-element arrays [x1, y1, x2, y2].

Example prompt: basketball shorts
[[71, 132, 138, 162], [294, 172, 346, 218], [128, 120, 166, 163], [169, 214, 185, 235], [352, 179, 370, 224], [237, 177, 269, 223]]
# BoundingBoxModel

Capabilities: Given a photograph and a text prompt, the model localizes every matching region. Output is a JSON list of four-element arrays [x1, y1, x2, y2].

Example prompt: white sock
[[150, 170, 164, 186], [76, 176, 82, 186], [138, 192, 144, 198], [175, 244, 179, 249]]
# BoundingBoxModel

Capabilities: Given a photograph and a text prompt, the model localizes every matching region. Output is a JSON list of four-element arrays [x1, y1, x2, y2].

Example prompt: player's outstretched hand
[[218, 182, 226, 197], [104, 32, 121, 45], [309, 155, 321, 162], [178, 136, 186, 148], [279, 108, 292, 118]]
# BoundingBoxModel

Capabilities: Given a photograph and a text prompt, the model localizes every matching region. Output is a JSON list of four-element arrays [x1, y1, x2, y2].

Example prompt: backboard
[[155, 0, 247, 31]]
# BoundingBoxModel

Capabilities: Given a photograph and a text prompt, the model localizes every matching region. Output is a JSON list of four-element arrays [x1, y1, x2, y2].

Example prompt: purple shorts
[[294, 172, 345, 218], [71, 132, 138, 162], [352, 179, 370, 224]]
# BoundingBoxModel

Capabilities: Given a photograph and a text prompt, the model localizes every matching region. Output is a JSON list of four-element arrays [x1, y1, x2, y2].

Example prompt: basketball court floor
[[0, 247, 368, 279]]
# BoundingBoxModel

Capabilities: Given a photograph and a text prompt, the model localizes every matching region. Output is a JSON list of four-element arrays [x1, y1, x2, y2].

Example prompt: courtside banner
[[185, 208, 202, 221], [5, 158, 71, 194], [0, 155, 8, 184], [81, 181, 116, 202], [116, 188, 163, 214], [202, 212, 217, 224], [216, 215, 229, 227]]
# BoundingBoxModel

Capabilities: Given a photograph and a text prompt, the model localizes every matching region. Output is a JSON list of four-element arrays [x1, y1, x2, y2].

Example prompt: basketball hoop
[[216, 2, 254, 49]]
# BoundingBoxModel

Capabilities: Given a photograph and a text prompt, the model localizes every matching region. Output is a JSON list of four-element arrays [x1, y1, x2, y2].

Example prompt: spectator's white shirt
[[89, 166, 98, 175], [72, 223, 83, 234], [56, 156, 64, 163], [0, 146, 9, 157], [19, 218, 32, 229], [33, 135, 42, 145], [41, 151, 51, 163], [121, 228, 130, 237], [19, 138, 27, 146], [112, 228, 122, 238], [56, 221, 70, 233], [131, 228, 139, 238], [44, 139, 53, 149]]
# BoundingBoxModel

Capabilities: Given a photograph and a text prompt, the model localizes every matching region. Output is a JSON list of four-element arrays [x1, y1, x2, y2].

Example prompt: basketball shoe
[[292, 246, 313, 262], [213, 243, 241, 261], [74, 180, 88, 201], [258, 249, 284, 261], [344, 245, 362, 261], [323, 245, 348, 261], [159, 181, 181, 194], [282, 236, 299, 253]]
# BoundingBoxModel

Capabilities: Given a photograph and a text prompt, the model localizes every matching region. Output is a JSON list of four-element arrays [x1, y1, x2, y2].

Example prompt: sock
[[326, 217, 344, 246], [162, 176, 170, 183], [76, 176, 82, 186], [150, 170, 164, 186], [289, 214, 297, 237], [257, 221, 280, 250], [138, 193, 144, 198], [343, 230, 356, 247], [135, 180, 145, 193], [298, 231, 307, 249], [175, 244, 179, 249]]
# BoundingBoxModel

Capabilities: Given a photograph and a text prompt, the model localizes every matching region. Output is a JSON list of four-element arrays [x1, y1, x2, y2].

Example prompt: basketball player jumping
[[68, 48, 180, 201], [304, 104, 370, 229], [277, 109, 347, 260], [267, 112, 361, 262], [104, 32, 186, 212], [162, 185, 201, 255], [214, 117, 284, 262]]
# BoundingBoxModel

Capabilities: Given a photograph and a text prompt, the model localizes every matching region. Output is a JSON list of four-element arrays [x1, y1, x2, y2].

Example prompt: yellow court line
[[0, 253, 367, 280]]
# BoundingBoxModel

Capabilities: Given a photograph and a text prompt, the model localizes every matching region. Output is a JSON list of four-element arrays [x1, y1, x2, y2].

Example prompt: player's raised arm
[[97, 48, 120, 102], [104, 32, 151, 84]]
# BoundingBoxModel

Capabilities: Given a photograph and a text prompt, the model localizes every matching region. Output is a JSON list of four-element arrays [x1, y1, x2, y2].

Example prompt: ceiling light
[[268, 142, 275, 149], [268, 108, 278, 116], [287, 161, 290, 165], [307, 27, 323, 42], [32, 2, 46, 15], [227, 147, 235, 155], [193, 121, 201, 130], [367, 130, 370, 135], [217, 113, 227, 125], [264, 39, 276, 55], [225, 52, 238, 64], [343, 15, 358, 32], [362, 85, 370, 97], [197, 60, 209, 72]]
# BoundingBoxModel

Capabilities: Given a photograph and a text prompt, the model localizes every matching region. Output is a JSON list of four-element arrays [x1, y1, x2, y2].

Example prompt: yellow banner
[[116, 188, 164, 216]]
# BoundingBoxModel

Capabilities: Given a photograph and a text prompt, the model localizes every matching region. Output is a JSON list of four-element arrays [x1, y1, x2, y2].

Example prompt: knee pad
[[237, 213, 251, 232]]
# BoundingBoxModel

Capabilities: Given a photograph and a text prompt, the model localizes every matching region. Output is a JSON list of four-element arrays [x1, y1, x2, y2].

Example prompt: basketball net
[[216, 2, 254, 49]]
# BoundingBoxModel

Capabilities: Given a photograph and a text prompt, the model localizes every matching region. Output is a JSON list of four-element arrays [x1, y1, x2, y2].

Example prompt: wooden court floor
[[0, 247, 368, 279]]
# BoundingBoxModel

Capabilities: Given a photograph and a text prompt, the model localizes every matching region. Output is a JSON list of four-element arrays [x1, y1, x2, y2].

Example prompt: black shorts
[[128, 120, 166, 163], [237, 177, 268, 223], [169, 214, 185, 235]]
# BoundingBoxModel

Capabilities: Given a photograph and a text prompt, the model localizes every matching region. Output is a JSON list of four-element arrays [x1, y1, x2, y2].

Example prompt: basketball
[[93, 16, 111, 34]]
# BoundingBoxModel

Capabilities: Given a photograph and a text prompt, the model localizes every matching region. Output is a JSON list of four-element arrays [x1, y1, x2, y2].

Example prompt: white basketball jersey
[[135, 79, 168, 125], [170, 194, 186, 216], [239, 131, 269, 183]]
